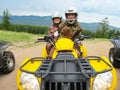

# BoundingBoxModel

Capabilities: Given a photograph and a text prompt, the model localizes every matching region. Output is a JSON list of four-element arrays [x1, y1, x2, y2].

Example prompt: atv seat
[[55, 51, 75, 60]]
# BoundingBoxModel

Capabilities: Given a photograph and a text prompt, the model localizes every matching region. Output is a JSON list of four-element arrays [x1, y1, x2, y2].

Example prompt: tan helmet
[[65, 7, 78, 24]]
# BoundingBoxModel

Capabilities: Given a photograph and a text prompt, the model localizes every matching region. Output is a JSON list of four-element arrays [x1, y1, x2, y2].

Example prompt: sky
[[0, 0, 120, 28]]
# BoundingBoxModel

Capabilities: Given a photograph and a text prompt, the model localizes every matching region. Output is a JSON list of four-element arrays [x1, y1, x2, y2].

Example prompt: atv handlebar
[[35, 38, 44, 43], [76, 35, 91, 41], [35, 35, 91, 43], [35, 35, 53, 43]]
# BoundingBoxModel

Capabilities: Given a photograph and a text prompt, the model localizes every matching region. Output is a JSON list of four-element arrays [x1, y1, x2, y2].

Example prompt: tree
[[115, 30, 120, 36], [2, 9, 11, 30], [82, 30, 93, 37], [98, 17, 110, 38], [95, 28, 103, 38], [108, 29, 116, 38]]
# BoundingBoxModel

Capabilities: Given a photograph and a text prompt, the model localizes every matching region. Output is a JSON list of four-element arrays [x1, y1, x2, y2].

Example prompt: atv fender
[[89, 56, 117, 90], [17, 57, 43, 90]]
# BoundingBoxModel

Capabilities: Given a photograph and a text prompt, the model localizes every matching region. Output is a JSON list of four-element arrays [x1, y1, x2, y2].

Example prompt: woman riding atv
[[46, 12, 62, 58]]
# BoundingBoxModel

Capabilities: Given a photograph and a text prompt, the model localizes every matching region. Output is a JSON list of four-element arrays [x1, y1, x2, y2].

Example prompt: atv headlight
[[93, 71, 113, 90], [20, 72, 40, 90]]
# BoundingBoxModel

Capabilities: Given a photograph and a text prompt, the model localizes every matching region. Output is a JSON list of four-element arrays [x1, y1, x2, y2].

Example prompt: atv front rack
[[35, 58, 97, 78], [20, 56, 113, 79], [19, 57, 45, 74], [86, 56, 113, 74]]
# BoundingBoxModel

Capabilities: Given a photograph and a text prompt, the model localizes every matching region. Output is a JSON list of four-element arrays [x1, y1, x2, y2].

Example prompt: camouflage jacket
[[48, 24, 59, 36], [58, 21, 82, 40]]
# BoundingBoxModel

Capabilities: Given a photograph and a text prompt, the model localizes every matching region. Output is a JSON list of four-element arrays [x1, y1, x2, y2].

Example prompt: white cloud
[[77, 0, 120, 16], [108, 16, 120, 27], [11, 11, 52, 16], [78, 12, 120, 28], [0, 0, 120, 27]]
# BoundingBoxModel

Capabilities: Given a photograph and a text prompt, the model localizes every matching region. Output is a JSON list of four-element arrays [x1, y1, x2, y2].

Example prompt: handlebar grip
[[35, 38, 45, 43], [37, 38, 44, 41]]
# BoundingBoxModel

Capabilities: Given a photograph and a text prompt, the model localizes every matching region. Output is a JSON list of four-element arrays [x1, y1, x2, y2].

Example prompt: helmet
[[52, 12, 62, 20], [65, 7, 78, 24]]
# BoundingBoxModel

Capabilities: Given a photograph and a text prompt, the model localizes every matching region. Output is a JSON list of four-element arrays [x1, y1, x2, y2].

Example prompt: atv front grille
[[45, 82, 87, 90], [36, 58, 96, 90]]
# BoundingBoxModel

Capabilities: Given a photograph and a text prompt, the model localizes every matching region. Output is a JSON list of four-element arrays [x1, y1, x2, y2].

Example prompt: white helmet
[[52, 12, 62, 20], [65, 7, 78, 24]]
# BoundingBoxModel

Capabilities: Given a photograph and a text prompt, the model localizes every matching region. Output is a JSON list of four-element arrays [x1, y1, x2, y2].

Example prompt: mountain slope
[[0, 15, 120, 32]]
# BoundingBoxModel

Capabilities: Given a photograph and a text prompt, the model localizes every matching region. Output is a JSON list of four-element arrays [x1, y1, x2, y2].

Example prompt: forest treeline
[[0, 9, 120, 38]]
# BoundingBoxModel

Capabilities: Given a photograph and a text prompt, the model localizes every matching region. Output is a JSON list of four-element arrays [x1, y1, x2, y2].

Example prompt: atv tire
[[109, 48, 120, 68], [0, 51, 15, 74]]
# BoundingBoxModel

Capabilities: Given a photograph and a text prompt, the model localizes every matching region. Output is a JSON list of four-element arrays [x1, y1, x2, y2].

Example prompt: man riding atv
[[59, 7, 82, 39], [59, 7, 83, 57]]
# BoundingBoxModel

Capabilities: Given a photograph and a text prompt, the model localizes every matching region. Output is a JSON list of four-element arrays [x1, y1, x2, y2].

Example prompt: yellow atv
[[16, 35, 117, 90]]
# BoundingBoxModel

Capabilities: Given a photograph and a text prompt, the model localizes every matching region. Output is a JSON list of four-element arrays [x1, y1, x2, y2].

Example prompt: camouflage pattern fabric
[[48, 24, 59, 36], [59, 21, 82, 40]]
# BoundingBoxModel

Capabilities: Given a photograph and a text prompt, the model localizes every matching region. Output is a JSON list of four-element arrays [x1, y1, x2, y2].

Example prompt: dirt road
[[0, 40, 119, 90]]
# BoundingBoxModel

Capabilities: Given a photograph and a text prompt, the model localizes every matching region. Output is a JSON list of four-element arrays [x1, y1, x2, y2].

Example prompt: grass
[[0, 30, 43, 43], [0, 30, 109, 43], [0, 30, 110, 48]]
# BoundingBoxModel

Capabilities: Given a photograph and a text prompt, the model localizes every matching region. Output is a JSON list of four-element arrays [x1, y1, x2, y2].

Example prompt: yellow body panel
[[16, 37, 117, 90], [89, 56, 117, 90], [55, 38, 74, 51], [16, 57, 43, 90], [41, 46, 48, 58], [42, 38, 88, 58], [81, 44, 88, 57]]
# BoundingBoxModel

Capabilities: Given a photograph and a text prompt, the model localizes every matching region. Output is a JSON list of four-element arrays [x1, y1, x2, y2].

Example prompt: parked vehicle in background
[[0, 41, 15, 74], [109, 36, 120, 68]]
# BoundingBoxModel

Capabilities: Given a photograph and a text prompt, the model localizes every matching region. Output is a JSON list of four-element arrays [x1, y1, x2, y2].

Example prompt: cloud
[[77, 0, 120, 16], [78, 12, 120, 27], [1, 0, 120, 16], [0, 0, 120, 27], [10, 11, 51, 16]]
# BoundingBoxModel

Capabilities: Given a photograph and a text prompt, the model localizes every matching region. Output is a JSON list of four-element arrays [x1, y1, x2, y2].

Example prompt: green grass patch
[[0, 30, 43, 43]]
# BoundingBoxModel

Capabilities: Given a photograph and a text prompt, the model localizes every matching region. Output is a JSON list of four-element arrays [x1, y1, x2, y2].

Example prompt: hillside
[[0, 15, 120, 32]]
